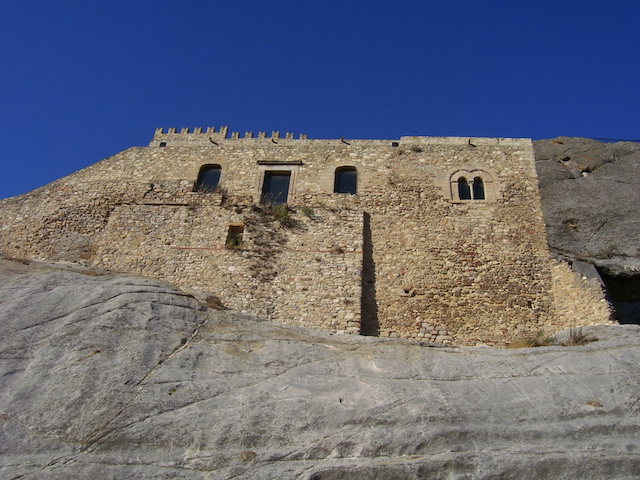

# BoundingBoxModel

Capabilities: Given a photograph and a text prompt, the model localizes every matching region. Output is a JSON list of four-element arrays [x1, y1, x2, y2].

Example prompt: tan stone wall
[[90, 198, 362, 334], [0, 130, 613, 345], [548, 259, 614, 331]]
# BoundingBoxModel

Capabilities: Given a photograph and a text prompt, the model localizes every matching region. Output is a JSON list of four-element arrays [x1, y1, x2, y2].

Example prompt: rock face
[[534, 138, 640, 324], [2, 258, 640, 479], [533, 137, 640, 276]]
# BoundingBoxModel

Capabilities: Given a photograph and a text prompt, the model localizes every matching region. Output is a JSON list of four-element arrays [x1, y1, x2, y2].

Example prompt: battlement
[[150, 126, 228, 147], [150, 126, 308, 146], [150, 127, 533, 149]]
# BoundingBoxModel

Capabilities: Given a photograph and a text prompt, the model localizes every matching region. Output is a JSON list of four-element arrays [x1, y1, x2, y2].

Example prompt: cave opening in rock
[[597, 268, 640, 325]]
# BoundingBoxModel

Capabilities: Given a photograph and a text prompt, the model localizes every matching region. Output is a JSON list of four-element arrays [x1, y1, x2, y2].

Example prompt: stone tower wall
[[0, 129, 613, 345]]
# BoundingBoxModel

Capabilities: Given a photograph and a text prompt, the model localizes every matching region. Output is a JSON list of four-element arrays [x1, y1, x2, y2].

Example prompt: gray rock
[[533, 137, 640, 276], [1, 258, 640, 479]]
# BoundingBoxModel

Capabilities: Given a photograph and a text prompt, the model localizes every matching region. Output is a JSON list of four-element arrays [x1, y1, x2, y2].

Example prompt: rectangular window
[[261, 171, 291, 205], [225, 224, 244, 249]]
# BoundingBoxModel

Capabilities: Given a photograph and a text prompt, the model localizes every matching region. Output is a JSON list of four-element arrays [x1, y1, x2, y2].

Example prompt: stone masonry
[[0, 127, 614, 345]]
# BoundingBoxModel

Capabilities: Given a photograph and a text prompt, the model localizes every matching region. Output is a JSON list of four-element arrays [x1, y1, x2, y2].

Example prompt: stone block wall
[[91, 198, 362, 334], [548, 259, 614, 330], [0, 128, 614, 345]]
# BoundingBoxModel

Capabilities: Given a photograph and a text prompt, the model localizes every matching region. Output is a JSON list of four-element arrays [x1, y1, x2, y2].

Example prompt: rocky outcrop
[[2, 258, 639, 479], [534, 137, 640, 324], [533, 137, 640, 276]]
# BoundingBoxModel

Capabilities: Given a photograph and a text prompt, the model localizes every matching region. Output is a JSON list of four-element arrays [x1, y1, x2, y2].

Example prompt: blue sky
[[1, 0, 638, 199]]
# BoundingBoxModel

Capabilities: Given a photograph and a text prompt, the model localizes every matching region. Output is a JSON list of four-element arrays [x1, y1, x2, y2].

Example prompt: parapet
[[149, 127, 533, 149], [150, 126, 308, 147], [398, 136, 533, 147]]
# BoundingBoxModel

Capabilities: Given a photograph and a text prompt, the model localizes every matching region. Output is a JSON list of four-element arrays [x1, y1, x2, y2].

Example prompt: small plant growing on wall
[[194, 183, 227, 195], [225, 224, 244, 250], [264, 204, 298, 228], [225, 238, 242, 249], [299, 205, 315, 218], [194, 182, 213, 193]]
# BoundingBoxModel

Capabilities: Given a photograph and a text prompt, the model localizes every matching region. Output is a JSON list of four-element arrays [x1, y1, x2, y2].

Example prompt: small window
[[450, 170, 493, 202], [261, 171, 291, 205], [458, 177, 471, 200], [334, 166, 357, 194], [225, 224, 244, 249], [159, 142, 167, 147], [472, 177, 485, 200], [195, 164, 222, 192]]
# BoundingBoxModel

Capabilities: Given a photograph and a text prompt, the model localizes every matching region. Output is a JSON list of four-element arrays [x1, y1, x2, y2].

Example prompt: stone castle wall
[[549, 260, 614, 331], [0, 128, 613, 345]]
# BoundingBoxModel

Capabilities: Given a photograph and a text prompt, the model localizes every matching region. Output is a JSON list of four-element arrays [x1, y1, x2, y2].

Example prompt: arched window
[[472, 177, 485, 200], [458, 177, 471, 200], [195, 164, 222, 192], [334, 166, 357, 194], [450, 170, 493, 202]]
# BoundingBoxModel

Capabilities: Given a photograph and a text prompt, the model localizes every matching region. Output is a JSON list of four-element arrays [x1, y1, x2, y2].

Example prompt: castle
[[0, 127, 613, 345]]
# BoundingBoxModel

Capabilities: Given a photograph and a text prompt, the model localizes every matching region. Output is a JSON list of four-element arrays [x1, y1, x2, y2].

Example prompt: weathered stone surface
[[534, 137, 640, 276], [1, 258, 639, 479], [2, 131, 590, 346]]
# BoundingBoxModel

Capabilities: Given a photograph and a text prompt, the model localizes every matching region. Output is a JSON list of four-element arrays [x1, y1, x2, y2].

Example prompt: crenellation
[[0, 126, 614, 345], [150, 126, 230, 146]]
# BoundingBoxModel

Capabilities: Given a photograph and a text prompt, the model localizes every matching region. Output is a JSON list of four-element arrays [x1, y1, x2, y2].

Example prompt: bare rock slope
[[533, 137, 640, 276], [1, 258, 640, 479]]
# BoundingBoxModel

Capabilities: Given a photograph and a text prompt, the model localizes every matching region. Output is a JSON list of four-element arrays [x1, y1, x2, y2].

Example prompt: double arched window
[[194, 164, 222, 192], [457, 176, 485, 200], [334, 166, 357, 194], [451, 170, 492, 202]]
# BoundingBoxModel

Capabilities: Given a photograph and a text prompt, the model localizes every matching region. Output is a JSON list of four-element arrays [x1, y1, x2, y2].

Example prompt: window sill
[[451, 199, 490, 204]]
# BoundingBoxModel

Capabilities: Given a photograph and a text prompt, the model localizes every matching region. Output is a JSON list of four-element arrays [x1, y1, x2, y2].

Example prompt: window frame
[[261, 170, 292, 205], [449, 169, 495, 203], [256, 163, 300, 205], [194, 164, 222, 193], [334, 166, 358, 195]]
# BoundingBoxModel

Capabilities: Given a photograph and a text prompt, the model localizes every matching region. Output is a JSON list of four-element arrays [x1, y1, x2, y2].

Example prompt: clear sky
[[1, 0, 638, 199]]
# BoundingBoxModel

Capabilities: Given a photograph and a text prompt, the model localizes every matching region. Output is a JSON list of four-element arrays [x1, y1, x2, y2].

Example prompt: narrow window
[[195, 164, 222, 192], [472, 177, 485, 200], [458, 177, 471, 200], [225, 224, 244, 249], [261, 171, 291, 205], [334, 166, 357, 194]]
